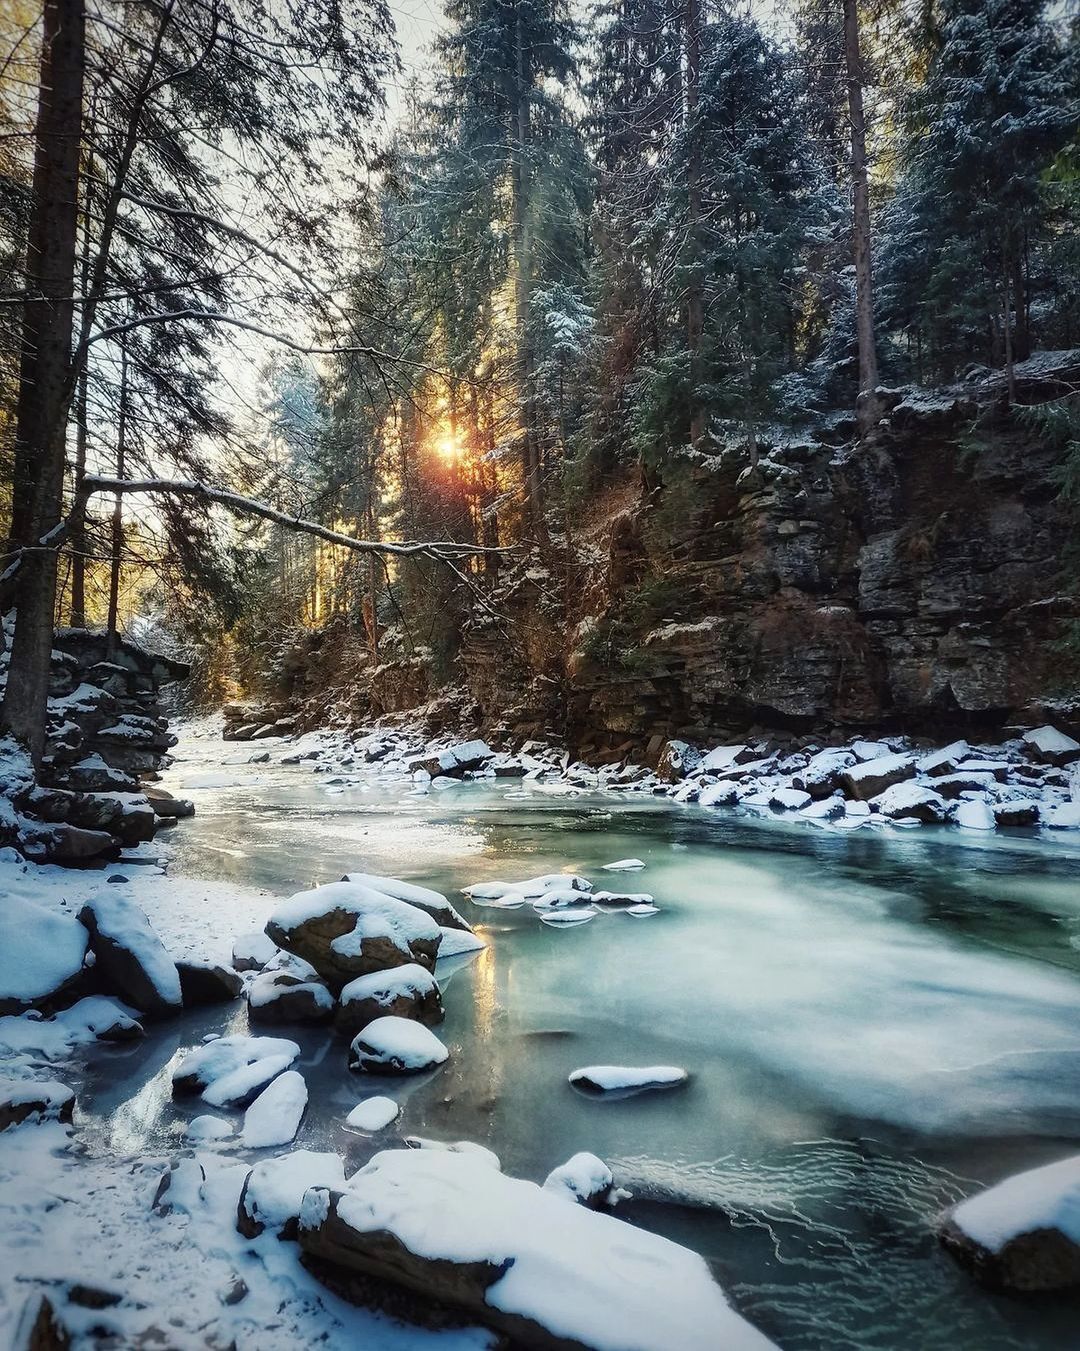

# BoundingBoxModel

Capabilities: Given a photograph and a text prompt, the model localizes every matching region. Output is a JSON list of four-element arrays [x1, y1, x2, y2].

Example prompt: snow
[[568, 1065, 689, 1092], [917, 741, 969, 774], [346, 1097, 401, 1131], [955, 798, 996, 831], [242, 1149, 347, 1233], [242, 1070, 308, 1148], [845, 752, 915, 785], [463, 874, 592, 902], [1043, 803, 1080, 829], [626, 904, 660, 917], [341, 873, 471, 929], [173, 1034, 300, 1094], [204, 1053, 296, 1108], [350, 1016, 449, 1073], [539, 908, 596, 926], [542, 1152, 614, 1206], [437, 927, 486, 958], [322, 1149, 775, 1350], [0, 1078, 74, 1118], [700, 745, 748, 771], [268, 881, 442, 949], [248, 969, 334, 1012], [872, 781, 950, 821], [340, 964, 438, 1010], [79, 892, 183, 1009], [950, 1154, 1080, 1253], [601, 858, 646, 871], [851, 740, 890, 762], [0, 894, 88, 1006], [232, 930, 278, 970], [186, 1115, 233, 1142]]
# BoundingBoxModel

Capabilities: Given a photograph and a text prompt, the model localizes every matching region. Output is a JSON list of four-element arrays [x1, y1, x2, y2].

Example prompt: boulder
[[172, 1033, 300, 1097], [656, 739, 700, 783], [955, 798, 996, 831], [348, 1016, 449, 1075], [237, 1149, 345, 1240], [77, 894, 182, 1019], [231, 929, 278, 971], [265, 881, 442, 991], [931, 772, 999, 799], [248, 969, 335, 1025], [917, 741, 971, 776], [297, 1149, 776, 1350], [568, 1064, 689, 1096], [841, 752, 917, 801], [940, 1154, 1080, 1292], [1022, 725, 1080, 768], [151, 1157, 205, 1216], [0, 895, 88, 1016], [416, 739, 494, 778], [177, 959, 243, 1007], [871, 782, 952, 824], [336, 964, 443, 1038], [993, 798, 1040, 828], [144, 787, 195, 819], [241, 1070, 308, 1149], [340, 873, 472, 933], [0, 1078, 75, 1132], [542, 1153, 622, 1209], [792, 748, 857, 798]]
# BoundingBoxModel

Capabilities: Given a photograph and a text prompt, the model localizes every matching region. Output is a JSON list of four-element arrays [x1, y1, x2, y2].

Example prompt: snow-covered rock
[[415, 740, 494, 778], [241, 1070, 308, 1148], [591, 890, 654, 908], [917, 740, 971, 776], [436, 927, 486, 959], [231, 930, 278, 972], [993, 797, 1040, 828], [601, 858, 646, 871], [336, 964, 442, 1038], [955, 798, 996, 831], [841, 753, 917, 801], [348, 1016, 449, 1075], [1022, 725, 1080, 768], [266, 881, 442, 990], [151, 1156, 205, 1216], [0, 894, 88, 1015], [172, 1034, 300, 1097], [237, 1149, 346, 1240], [0, 1078, 75, 1132], [941, 1154, 1080, 1292], [698, 782, 739, 807], [539, 908, 597, 926], [463, 873, 592, 902], [799, 796, 846, 822], [568, 1065, 689, 1095], [77, 893, 182, 1019], [699, 745, 750, 772], [1043, 802, 1080, 829], [542, 1152, 621, 1209], [793, 748, 856, 798], [346, 1096, 400, 1132], [186, 1114, 233, 1142], [769, 787, 811, 811], [341, 872, 472, 932], [872, 781, 952, 824], [247, 968, 335, 1025], [297, 1148, 776, 1350], [625, 903, 660, 917]]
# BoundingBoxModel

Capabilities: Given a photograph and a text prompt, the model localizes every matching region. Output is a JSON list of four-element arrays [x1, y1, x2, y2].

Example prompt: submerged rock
[[940, 1154, 1080, 1292], [568, 1065, 689, 1096], [348, 1016, 449, 1075]]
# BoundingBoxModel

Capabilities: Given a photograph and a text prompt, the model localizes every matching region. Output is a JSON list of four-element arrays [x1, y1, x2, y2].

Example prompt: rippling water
[[78, 737, 1080, 1349]]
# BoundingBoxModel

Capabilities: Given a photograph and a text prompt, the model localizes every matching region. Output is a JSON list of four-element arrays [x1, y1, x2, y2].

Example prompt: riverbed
[[80, 730, 1080, 1349]]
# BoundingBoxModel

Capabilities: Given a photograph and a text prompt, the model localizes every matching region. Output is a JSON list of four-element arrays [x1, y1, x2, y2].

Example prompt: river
[[80, 731, 1080, 1349]]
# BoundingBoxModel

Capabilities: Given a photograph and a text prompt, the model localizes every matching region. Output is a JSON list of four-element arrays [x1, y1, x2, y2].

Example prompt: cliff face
[[461, 361, 1080, 748]]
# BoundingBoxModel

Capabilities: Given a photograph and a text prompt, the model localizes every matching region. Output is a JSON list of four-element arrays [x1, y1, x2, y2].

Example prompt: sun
[[435, 431, 462, 461]]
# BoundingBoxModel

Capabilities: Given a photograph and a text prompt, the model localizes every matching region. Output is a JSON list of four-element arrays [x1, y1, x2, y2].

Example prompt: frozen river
[[79, 732, 1080, 1349]]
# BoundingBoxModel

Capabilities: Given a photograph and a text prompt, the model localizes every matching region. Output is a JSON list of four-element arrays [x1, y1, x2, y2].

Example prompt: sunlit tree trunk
[[842, 0, 880, 436]]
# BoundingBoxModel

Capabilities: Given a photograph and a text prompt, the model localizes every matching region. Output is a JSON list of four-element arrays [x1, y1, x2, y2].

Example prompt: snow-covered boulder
[[769, 787, 811, 811], [151, 1156, 205, 1216], [1043, 802, 1080, 829], [265, 881, 441, 990], [698, 781, 739, 807], [77, 893, 182, 1019], [543, 1153, 621, 1209], [242, 1070, 308, 1148], [341, 873, 472, 932], [348, 1016, 449, 1076], [799, 796, 846, 822], [700, 745, 751, 773], [0, 894, 88, 1015], [1022, 725, 1080, 768], [568, 1064, 689, 1096], [297, 1148, 776, 1350], [176, 959, 243, 1007], [601, 858, 646, 872], [437, 927, 486, 959], [336, 964, 442, 1038], [940, 1154, 1080, 1292], [590, 890, 654, 909], [248, 968, 335, 1025], [237, 1149, 346, 1240], [463, 873, 591, 903], [793, 748, 856, 798], [656, 739, 701, 783], [993, 797, 1040, 828], [841, 753, 917, 801], [346, 1096, 400, 1132], [916, 741, 971, 776], [231, 929, 278, 972], [172, 1033, 300, 1098], [871, 781, 952, 824], [416, 740, 494, 778], [0, 1078, 75, 1132], [955, 798, 996, 831]]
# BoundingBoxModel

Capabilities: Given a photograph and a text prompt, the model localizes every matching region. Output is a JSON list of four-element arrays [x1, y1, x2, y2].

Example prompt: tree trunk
[[685, 0, 705, 446], [512, 11, 542, 532], [842, 0, 880, 436], [69, 143, 94, 629], [106, 347, 127, 653], [2, 0, 86, 764]]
